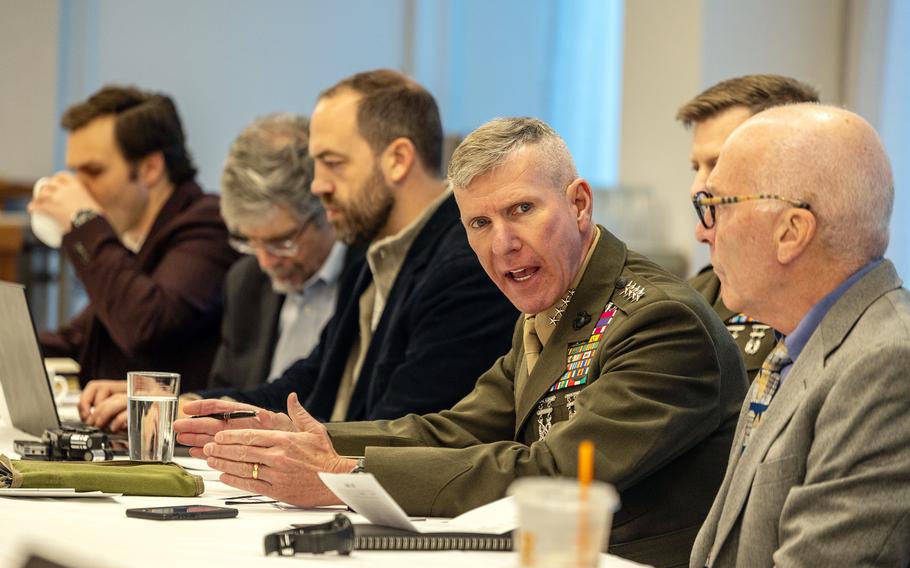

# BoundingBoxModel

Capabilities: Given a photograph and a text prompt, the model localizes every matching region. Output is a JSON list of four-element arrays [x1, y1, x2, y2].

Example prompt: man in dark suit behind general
[[197, 69, 519, 421], [31, 86, 237, 405]]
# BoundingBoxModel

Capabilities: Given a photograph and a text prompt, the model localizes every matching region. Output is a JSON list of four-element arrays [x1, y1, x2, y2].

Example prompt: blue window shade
[[547, 0, 624, 189], [413, 0, 623, 188], [881, 0, 910, 276]]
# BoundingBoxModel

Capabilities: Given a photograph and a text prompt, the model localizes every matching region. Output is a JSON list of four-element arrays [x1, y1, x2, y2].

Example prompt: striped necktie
[[741, 339, 791, 450]]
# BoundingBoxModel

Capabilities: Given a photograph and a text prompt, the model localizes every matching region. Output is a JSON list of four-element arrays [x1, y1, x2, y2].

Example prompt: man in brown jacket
[[175, 117, 747, 567], [30, 86, 237, 399]]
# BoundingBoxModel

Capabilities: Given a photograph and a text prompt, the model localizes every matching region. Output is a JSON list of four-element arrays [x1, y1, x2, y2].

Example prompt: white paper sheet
[[0, 488, 121, 498], [318, 472, 416, 531], [448, 495, 518, 533], [318, 472, 518, 534]]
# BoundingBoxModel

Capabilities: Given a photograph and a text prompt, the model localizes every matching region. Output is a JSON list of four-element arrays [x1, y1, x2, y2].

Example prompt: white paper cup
[[510, 477, 619, 568], [50, 375, 69, 404], [30, 177, 63, 248]]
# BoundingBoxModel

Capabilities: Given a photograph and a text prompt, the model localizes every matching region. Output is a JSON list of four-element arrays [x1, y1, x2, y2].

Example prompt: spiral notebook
[[318, 472, 516, 551], [352, 522, 512, 551]]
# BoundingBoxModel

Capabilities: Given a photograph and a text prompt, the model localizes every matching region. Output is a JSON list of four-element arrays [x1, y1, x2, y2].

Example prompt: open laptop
[[0, 281, 66, 437]]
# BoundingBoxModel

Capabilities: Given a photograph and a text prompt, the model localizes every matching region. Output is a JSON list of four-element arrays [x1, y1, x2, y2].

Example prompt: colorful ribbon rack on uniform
[[550, 303, 617, 392], [727, 313, 757, 324]]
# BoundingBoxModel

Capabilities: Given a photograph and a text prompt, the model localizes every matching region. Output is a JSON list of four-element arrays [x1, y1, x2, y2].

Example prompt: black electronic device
[[13, 426, 114, 461], [125, 505, 239, 521]]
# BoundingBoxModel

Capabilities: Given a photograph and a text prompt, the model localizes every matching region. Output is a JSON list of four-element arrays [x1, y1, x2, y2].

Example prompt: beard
[[265, 270, 302, 295], [322, 165, 394, 246]]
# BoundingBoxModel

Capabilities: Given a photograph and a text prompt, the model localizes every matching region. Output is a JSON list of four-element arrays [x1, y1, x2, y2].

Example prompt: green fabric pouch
[[0, 454, 204, 497]]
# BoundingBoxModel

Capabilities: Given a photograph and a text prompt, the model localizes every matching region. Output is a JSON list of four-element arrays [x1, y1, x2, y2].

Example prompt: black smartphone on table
[[125, 505, 238, 520]]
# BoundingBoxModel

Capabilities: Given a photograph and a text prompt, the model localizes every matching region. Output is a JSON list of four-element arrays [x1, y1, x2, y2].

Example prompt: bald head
[[721, 104, 893, 266]]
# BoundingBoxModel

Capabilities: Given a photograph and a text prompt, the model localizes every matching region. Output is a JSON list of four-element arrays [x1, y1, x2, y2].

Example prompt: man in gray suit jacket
[[689, 104, 910, 567]]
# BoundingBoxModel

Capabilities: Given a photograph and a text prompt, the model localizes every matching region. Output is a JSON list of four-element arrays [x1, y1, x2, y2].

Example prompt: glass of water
[[127, 372, 180, 462]]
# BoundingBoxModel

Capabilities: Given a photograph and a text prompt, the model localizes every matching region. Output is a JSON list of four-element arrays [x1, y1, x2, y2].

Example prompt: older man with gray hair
[[689, 104, 910, 567], [211, 113, 351, 391], [174, 116, 747, 567]]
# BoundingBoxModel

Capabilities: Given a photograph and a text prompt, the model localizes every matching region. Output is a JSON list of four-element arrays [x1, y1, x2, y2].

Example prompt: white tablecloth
[[0, 423, 649, 568]]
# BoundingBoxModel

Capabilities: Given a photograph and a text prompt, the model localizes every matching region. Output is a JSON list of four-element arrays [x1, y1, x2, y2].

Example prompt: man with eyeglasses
[[211, 114, 355, 393], [676, 75, 819, 380], [689, 104, 910, 567]]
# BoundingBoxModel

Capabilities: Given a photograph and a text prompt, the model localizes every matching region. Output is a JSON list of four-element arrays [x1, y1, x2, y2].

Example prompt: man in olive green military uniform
[[677, 75, 819, 379], [175, 117, 747, 568]]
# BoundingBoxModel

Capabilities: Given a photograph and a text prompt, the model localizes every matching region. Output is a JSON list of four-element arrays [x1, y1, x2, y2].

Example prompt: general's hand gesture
[[201, 393, 354, 507], [173, 398, 293, 459]]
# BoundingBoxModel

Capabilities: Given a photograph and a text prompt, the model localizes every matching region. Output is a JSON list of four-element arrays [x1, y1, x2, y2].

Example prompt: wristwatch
[[71, 209, 99, 229], [350, 457, 366, 474]]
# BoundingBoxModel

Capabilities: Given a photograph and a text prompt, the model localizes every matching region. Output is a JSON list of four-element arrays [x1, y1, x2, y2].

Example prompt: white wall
[[617, 0, 703, 266], [702, 0, 845, 100], [0, 0, 59, 180]]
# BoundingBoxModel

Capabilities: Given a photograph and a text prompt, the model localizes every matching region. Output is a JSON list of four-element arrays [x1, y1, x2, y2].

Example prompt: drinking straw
[[578, 440, 594, 486], [578, 440, 594, 565]]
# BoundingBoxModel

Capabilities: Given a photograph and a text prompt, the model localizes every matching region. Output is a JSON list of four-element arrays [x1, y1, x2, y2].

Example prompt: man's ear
[[137, 151, 167, 187], [775, 208, 816, 264], [566, 178, 594, 232], [380, 137, 417, 185]]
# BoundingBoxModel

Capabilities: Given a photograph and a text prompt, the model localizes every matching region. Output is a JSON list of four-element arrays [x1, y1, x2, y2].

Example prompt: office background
[[1, 0, 907, 327]]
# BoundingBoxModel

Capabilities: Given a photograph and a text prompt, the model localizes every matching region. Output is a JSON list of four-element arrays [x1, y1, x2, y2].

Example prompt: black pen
[[190, 410, 259, 420]]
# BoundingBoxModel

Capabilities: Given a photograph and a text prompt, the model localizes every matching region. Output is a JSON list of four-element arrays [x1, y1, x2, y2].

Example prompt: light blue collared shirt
[[779, 258, 883, 381], [267, 241, 347, 381]]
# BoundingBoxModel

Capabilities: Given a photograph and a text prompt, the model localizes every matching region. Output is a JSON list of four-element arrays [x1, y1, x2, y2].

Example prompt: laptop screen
[[0, 281, 62, 436]]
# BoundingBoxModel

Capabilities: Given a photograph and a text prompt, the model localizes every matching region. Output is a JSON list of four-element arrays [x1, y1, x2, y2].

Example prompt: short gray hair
[[220, 113, 324, 231], [448, 117, 577, 191]]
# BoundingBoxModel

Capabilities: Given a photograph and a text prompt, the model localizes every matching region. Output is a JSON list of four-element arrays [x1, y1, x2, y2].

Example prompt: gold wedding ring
[[252, 463, 260, 480]]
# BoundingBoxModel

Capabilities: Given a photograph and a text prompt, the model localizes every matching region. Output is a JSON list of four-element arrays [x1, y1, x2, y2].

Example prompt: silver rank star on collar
[[548, 289, 576, 326], [619, 280, 645, 303]]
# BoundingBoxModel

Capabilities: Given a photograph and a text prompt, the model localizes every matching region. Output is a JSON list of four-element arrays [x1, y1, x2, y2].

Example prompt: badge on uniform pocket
[[536, 395, 557, 439]]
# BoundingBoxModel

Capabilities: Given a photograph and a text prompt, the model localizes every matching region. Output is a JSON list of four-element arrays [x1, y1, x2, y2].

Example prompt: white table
[[0, 424, 649, 568]]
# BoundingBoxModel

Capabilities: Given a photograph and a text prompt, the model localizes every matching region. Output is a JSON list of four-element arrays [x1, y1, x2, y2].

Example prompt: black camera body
[[44, 426, 113, 461]]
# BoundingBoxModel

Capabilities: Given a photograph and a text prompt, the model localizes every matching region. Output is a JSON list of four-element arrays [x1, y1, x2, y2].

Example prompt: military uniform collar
[[531, 226, 601, 346]]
